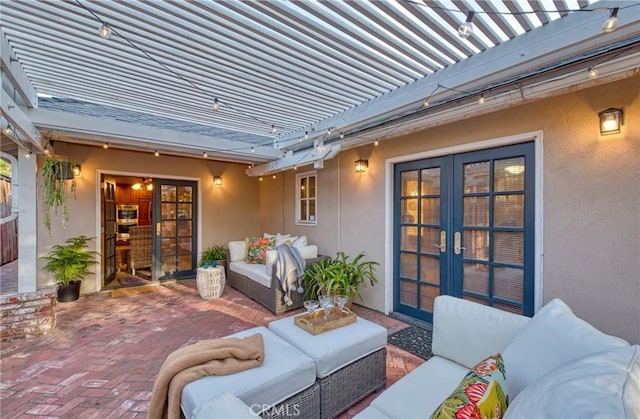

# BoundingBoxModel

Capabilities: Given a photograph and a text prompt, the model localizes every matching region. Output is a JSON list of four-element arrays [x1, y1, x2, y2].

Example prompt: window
[[296, 171, 317, 225]]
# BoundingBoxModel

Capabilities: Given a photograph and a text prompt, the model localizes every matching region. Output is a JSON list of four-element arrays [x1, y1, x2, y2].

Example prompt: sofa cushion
[[229, 262, 271, 288], [430, 354, 508, 419], [505, 345, 640, 419], [502, 298, 628, 398], [181, 327, 316, 418], [432, 296, 530, 369], [246, 236, 275, 264], [367, 356, 469, 419], [228, 240, 247, 262]]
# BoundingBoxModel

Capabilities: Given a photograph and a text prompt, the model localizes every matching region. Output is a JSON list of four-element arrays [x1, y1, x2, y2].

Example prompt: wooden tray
[[294, 307, 356, 335]]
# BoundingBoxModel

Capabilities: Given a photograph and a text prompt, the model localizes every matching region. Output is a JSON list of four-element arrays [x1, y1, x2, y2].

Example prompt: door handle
[[156, 222, 161, 236], [433, 230, 446, 253], [454, 232, 466, 255]]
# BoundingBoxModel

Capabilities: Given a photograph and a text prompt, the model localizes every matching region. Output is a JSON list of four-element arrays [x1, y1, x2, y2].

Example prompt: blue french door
[[394, 143, 535, 323]]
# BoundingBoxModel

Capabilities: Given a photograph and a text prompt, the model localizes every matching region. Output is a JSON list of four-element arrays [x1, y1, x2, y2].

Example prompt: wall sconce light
[[355, 159, 368, 173], [213, 176, 222, 186], [598, 108, 623, 135], [72, 164, 81, 177]]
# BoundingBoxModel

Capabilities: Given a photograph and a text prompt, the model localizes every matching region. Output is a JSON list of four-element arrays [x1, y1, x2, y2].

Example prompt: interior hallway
[[0, 280, 423, 418]]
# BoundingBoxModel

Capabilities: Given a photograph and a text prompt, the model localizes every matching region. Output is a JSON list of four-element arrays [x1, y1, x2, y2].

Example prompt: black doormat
[[388, 326, 433, 360]]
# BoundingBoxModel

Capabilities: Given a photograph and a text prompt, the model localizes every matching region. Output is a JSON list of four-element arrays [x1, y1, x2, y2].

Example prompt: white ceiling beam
[[1, 90, 45, 151], [246, 144, 341, 177], [275, 3, 640, 149], [0, 29, 38, 108], [27, 108, 282, 161]]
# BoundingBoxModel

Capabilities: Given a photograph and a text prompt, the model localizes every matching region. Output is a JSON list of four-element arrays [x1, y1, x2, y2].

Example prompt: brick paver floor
[[0, 280, 424, 418]]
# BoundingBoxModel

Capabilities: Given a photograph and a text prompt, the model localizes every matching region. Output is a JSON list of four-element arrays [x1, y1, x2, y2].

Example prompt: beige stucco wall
[[261, 75, 640, 343], [38, 144, 261, 294]]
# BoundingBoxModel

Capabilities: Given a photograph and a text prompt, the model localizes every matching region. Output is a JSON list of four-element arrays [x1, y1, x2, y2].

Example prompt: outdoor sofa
[[355, 295, 640, 418], [226, 234, 323, 315]]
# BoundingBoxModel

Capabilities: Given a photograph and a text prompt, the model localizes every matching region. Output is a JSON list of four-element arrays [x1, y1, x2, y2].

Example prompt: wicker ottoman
[[269, 316, 387, 419], [181, 327, 320, 419]]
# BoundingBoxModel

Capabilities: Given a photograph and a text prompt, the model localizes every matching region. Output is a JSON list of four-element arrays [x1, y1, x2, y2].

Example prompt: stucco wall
[[37, 145, 261, 294], [261, 76, 640, 343]]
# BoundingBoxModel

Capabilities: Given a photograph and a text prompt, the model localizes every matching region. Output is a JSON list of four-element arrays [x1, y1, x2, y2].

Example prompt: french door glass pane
[[401, 171, 419, 196], [420, 285, 439, 312], [400, 253, 417, 279], [421, 197, 440, 224], [401, 226, 418, 252], [463, 262, 489, 295], [421, 168, 440, 194], [494, 232, 524, 264], [464, 229, 489, 261], [420, 255, 440, 284], [401, 281, 418, 307], [464, 162, 490, 193], [419, 227, 439, 253], [495, 157, 525, 191], [494, 267, 524, 303], [464, 196, 489, 226], [494, 195, 524, 227]]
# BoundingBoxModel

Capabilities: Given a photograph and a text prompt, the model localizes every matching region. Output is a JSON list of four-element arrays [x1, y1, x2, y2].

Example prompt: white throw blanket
[[275, 244, 306, 306]]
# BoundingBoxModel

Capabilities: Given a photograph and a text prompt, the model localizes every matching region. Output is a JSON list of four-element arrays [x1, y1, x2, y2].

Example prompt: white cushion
[[275, 235, 293, 247], [353, 405, 391, 418], [296, 244, 318, 259], [229, 262, 271, 288], [292, 235, 308, 248], [228, 241, 247, 262], [503, 298, 629, 398], [181, 327, 316, 418], [505, 345, 640, 419], [432, 295, 529, 369], [269, 316, 387, 378], [368, 356, 469, 419], [193, 392, 256, 418]]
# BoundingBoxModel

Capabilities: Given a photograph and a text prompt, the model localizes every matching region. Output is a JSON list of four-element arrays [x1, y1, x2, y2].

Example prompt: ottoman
[[269, 315, 387, 419], [181, 327, 320, 419]]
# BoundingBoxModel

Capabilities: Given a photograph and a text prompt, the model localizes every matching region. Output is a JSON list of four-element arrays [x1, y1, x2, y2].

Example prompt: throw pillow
[[245, 236, 275, 264], [292, 235, 308, 248], [504, 345, 640, 419], [430, 353, 508, 419], [502, 298, 628, 398]]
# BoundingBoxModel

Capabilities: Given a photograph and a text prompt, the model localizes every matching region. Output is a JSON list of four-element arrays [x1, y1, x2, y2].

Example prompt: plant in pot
[[199, 244, 226, 268], [303, 251, 379, 308], [39, 158, 78, 234], [41, 235, 99, 302]]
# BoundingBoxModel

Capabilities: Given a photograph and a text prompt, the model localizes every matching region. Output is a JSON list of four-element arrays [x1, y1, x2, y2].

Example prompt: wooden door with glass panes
[[153, 179, 197, 280], [394, 143, 535, 323]]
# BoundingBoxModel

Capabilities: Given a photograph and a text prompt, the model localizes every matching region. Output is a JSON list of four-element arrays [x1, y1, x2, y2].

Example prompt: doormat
[[118, 275, 151, 287], [388, 326, 433, 361]]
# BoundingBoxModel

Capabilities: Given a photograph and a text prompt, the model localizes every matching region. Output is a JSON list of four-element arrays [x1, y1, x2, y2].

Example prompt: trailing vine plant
[[40, 158, 77, 234]]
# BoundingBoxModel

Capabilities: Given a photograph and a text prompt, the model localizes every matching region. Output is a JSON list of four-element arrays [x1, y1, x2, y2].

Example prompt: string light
[[102, 143, 109, 149], [602, 8, 619, 33], [271, 125, 276, 134], [340, 132, 345, 140], [272, 174, 276, 179], [259, 177, 263, 181], [458, 12, 474, 39], [212, 97, 219, 111], [587, 67, 599, 79], [423, 100, 430, 107], [251, 146, 255, 153], [305, 131, 309, 140], [2, 125, 13, 136], [154, 150, 159, 157], [24, 150, 32, 159], [99, 23, 111, 39], [374, 140, 379, 146], [202, 151, 208, 158], [478, 95, 486, 105]]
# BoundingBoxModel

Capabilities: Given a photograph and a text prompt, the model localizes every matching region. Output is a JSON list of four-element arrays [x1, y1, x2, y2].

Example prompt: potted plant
[[199, 244, 226, 268], [303, 251, 379, 307], [39, 158, 78, 234], [41, 235, 99, 302]]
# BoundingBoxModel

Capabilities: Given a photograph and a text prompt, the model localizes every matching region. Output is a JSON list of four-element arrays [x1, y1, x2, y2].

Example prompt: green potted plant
[[39, 158, 78, 234], [199, 244, 226, 268], [303, 251, 379, 307], [41, 235, 99, 302]]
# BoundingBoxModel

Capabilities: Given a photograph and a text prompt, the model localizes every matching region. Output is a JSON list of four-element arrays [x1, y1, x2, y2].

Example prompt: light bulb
[[587, 67, 599, 79], [458, 12, 474, 39], [2, 125, 13, 136], [251, 147, 255, 153], [100, 23, 111, 39], [271, 125, 276, 134], [103, 143, 109, 149], [602, 8, 619, 33], [478, 95, 486, 105], [305, 131, 309, 140], [340, 132, 345, 140], [203, 151, 208, 158], [374, 140, 379, 146], [154, 150, 159, 157], [213, 97, 219, 111], [25, 151, 32, 159], [423, 100, 430, 107]]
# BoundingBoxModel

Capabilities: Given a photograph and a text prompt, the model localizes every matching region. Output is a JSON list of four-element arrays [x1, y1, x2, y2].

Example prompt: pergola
[[1, 0, 639, 175]]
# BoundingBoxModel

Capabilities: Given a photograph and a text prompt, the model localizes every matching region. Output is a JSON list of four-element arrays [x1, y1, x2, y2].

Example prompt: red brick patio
[[0, 280, 423, 418]]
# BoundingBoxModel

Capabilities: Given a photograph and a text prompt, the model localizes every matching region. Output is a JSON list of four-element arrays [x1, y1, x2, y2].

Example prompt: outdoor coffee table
[[269, 313, 387, 419]]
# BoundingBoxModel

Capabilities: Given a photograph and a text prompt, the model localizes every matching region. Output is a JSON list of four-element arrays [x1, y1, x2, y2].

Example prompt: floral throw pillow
[[245, 236, 275, 264], [430, 353, 508, 419]]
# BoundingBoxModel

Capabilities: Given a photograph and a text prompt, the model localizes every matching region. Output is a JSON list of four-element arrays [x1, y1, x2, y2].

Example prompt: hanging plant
[[39, 158, 77, 234]]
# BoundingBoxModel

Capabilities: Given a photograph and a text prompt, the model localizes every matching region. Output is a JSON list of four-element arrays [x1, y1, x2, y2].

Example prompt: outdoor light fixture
[[602, 8, 619, 33], [24, 150, 33, 159], [100, 23, 111, 39], [587, 67, 599, 79], [458, 12, 474, 39], [213, 98, 219, 111], [355, 159, 368, 173], [72, 164, 81, 177], [598, 108, 623, 135], [213, 176, 222, 186], [2, 124, 13, 136]]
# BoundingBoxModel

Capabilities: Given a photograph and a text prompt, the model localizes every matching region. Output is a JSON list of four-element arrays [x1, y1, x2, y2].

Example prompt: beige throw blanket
[[147, 333, 265, 419]]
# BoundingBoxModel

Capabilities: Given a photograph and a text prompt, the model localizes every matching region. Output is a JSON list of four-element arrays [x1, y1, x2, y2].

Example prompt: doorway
[[393, 142, 535, 323], [100, 175, 198, 289]]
